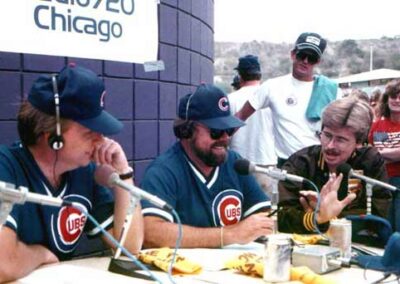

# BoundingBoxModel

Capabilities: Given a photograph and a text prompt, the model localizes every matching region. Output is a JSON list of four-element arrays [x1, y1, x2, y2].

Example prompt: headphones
[[48, 75, 64, 150], [173, 92, 196, 139]]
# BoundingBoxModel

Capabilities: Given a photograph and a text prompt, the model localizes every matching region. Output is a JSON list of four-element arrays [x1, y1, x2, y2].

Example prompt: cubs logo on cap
[[218, 97, 229, 112], [178, 84, 245, 130]]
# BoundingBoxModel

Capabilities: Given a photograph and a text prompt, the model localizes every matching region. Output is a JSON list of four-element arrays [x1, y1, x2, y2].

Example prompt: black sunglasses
[[295, 51, 319, 65], [209, 128, 236, 140]]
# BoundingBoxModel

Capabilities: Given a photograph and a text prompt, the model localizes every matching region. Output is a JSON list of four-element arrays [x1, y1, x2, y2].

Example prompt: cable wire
[[305, 179, 326, 236], [370, 272, 392, 284], [71, 203, 164, 284], [166, 209, 183, 284]]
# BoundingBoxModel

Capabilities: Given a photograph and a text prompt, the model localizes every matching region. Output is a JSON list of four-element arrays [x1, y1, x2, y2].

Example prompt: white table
[[14, 243, 393, 284]]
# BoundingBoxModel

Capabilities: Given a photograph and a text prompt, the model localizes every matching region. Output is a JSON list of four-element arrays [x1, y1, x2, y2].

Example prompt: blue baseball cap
[[356, 232, 400, 274], [28, 64, 123, 135], [234, 55, 261, 75], [178, 84, 245, 130]]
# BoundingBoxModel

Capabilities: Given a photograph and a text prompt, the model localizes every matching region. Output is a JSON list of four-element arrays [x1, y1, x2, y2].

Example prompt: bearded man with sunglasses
[[277, 97, 392, 234], [236, 32, 342, 167], [140, 84, 274, 248]]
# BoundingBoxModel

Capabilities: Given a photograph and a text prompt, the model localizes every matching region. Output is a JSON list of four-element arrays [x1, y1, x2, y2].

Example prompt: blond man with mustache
[[278, 97, 392, 234]]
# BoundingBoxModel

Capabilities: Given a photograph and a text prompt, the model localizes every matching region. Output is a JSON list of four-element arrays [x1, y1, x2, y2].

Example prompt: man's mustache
[[324, 149, 340, 156]]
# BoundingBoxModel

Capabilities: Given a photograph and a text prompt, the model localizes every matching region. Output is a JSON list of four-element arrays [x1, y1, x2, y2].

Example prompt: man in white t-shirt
[[236, 33, 342, 167], [228, 55, 277, 195]]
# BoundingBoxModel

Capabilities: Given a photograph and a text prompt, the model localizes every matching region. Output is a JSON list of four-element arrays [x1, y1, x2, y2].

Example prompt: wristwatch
[[119, 166, 134, 180]]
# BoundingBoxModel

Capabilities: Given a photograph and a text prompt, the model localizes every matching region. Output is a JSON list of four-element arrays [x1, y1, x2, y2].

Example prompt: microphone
[[234, 159, 306, 184], [0, 181, 72, 227], [0, 181, 70, 207], [94, 165, 173, 211], [336, 163, 397, 192]]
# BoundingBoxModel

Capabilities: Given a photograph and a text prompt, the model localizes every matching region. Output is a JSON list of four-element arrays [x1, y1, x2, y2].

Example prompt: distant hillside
[[214, 37, 400, 92]]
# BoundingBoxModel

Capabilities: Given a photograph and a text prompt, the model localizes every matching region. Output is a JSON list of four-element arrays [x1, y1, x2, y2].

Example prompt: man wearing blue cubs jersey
[[141, 84, 274, 248], [0, 65, 143, 282]]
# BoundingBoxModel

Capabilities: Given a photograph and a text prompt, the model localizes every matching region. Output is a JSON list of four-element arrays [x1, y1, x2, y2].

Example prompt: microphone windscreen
[[337, 163, 352, 175], [234, 159, 251, 175], [94, 165, 115, 187]]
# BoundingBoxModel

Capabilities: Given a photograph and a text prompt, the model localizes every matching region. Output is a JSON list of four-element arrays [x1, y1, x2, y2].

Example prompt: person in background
[[228, 55, 277, 196], [140, 84, 274, 248], [370, 88, 383, 121], [278, 97, 391, 234], [369, 80, 400, 231], [236, 32, 342, 167], [0, 65, 143, 282], [348, 89, 369, 103], [231, 74, 242, 91]]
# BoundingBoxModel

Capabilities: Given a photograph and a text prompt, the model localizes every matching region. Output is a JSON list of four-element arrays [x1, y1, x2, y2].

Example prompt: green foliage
[[388, 54, 400, 70]]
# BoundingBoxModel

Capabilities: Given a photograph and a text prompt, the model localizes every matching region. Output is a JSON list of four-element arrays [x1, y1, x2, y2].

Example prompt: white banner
[[0, 0, 158, 63]]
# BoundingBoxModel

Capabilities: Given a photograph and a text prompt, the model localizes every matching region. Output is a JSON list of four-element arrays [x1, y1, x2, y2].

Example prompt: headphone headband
[[49, 75, 64, 150], [185, 92, 196, 121]]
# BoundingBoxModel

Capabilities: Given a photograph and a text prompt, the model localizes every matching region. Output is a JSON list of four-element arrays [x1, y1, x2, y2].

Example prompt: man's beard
[[190, 140, 227, 167]]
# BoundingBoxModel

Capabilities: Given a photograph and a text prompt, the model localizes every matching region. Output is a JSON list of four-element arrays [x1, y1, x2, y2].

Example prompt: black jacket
[[278, 145, 392, 234]]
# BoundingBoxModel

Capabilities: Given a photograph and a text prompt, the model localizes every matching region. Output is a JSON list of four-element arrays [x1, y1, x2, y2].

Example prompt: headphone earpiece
[[48, 134, 64, 150], [174, 121, 194, 139], [174, 90, 198, 139], [48, 75, 64, 151]]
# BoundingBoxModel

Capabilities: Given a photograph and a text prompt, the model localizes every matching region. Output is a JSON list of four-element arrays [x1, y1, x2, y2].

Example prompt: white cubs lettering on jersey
[[212, 189, 244, 226], [218, 195, 241, 225], [58, 206, 86, 244], [50, 195, 91, 254]]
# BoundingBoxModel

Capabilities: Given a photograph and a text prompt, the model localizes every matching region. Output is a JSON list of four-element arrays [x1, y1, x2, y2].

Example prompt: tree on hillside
[[338, 40, 365, 58], [389, 54, 400, 70]]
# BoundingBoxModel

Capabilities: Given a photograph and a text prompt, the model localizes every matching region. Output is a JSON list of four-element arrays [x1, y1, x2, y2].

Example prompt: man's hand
[[92, 137, 129, 173], [299, 190, 318, 212], [223, 213, 274, 245], [316, 173, 356, 224]]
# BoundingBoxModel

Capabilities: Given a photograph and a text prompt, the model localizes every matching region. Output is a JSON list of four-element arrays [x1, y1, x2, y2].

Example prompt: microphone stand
[[0, 201, 14, 229], [270, 177, 279, 234], [366, 183, 373, 215], [108, 194, 151, 279], [113, 194, 139, 259]]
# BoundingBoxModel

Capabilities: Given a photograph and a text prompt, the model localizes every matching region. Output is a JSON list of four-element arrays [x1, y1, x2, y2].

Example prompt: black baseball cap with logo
[[294, 32, 327, 58]]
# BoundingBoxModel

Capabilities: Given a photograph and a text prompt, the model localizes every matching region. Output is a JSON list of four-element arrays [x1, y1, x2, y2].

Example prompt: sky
[[214, 0, 399, 43]]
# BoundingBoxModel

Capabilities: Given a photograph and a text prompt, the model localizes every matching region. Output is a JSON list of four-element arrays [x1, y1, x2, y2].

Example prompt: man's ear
[[290, 50, 296, 59]]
